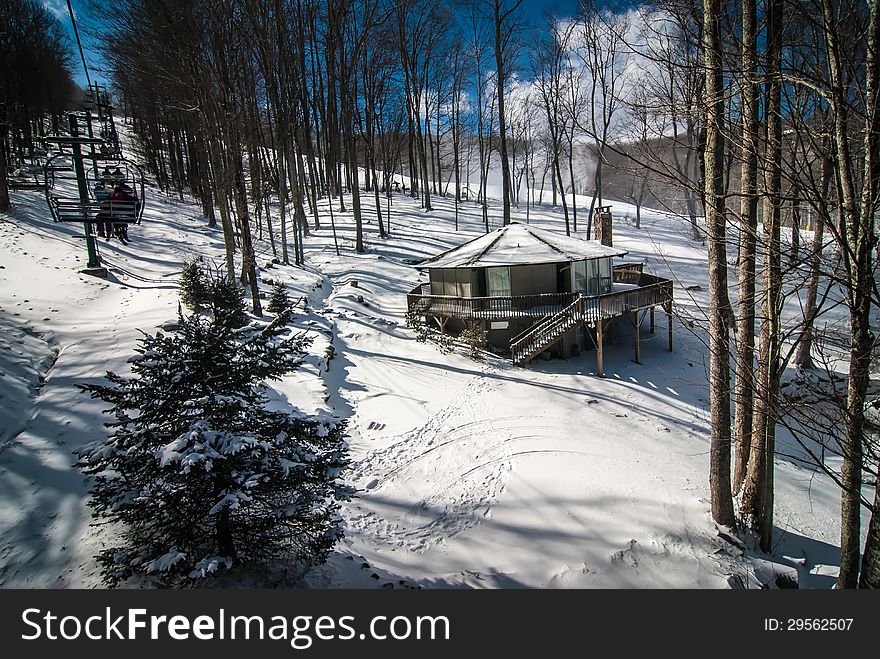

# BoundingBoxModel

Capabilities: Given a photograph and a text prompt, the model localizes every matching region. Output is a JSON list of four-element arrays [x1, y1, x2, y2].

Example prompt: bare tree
[[530, 19, 572, 235], [0, 0, 76, 211], [741, 0, 784, 552], [570, 1, 630, 237], [486, 0, 524, 225], [731, 0, 759, 494], [702, 0, 735, 527]]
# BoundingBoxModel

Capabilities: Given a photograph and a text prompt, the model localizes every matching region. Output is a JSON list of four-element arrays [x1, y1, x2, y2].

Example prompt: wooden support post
[[596, 321, 604, 377], [650, 306, 655, 333], [633, 312, 641, 364], [666, 303, 673, 352]]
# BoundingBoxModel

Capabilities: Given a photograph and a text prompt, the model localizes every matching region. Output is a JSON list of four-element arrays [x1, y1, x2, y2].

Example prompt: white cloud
[[42, 0, 69, 20]]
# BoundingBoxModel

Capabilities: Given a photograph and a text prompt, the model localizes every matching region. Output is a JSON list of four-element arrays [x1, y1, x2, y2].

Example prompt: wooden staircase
[[510, 296, 593, 364], [508, 271, 675, 366]]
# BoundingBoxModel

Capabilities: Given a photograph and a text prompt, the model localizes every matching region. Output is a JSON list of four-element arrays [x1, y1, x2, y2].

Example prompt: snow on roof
[[417, 222, 628, 269]]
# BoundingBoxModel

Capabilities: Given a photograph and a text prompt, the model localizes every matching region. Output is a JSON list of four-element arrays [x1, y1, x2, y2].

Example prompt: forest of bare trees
[[2, 0, 879, 587], [0, 0, 78, 211], [696, 0, 880, 589]]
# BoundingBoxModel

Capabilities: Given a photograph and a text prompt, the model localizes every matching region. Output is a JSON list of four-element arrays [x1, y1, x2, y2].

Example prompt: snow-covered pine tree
[[267, 281, 295, 323], [178, 258, 211, 311], [76, 295, 352, 586], [208, 274, 248, 328]]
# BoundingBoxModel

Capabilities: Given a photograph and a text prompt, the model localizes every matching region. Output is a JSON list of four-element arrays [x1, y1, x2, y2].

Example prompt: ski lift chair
[[43, 153, 145, 226]]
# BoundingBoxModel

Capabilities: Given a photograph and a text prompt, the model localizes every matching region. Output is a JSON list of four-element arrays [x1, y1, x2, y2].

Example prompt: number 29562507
[[764, 618, 853, 631]]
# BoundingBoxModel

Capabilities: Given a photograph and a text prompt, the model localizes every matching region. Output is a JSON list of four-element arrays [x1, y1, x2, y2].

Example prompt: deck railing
[[406, 284, 576, 320], [508, 275, 673, 364], [582, 277, 672, 325], [407, 267, 672, 324]]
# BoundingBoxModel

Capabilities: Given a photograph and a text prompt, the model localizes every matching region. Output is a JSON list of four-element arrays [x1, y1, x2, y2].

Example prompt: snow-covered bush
[[405, 309, 454, 354], [181, 258, 248, 328], [76, 294, 352, 587], [461, 321, 487, 360], [405, 308, 430, 343]]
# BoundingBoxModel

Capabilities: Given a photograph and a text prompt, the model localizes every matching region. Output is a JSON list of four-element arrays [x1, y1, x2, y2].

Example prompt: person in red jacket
[[109, 184, 137, 242]]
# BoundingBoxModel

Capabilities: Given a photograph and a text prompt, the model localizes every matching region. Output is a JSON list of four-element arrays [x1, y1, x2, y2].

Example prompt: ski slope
[[0, 164, 867, 589]]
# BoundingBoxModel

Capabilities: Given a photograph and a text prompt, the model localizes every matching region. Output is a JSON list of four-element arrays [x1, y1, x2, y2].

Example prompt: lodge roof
[[417, 222, 628, 269]]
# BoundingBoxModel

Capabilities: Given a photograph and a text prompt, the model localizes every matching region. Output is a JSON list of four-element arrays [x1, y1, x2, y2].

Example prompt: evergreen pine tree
[[208, 275, 248, 329], [76, 309, 352, 586], [179, 259, 210, 311], [267, 282, 295, 323]]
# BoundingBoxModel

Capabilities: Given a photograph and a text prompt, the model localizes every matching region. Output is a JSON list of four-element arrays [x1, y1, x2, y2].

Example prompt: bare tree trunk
[[418, 101, 432, 211], [435, 95, 443, 197], [794, 145, 832, 370], [343, 88, 364, 253], [453, 69, 461, 229], [278, 149, 290, 265], [567, 134, 578, 233], [733, 0, 759, 495], [862, 483, 880, 587], [858, 0, 880, 588], [789, 182, 801, 266], [210, 141, 237, 281], [234, 151, 262, 315], [555, 153, 570, 236], [0, 129, 11, 212], [742, 0, 784, 552], [703, 0, 735, 528], [821, 0, 876, 588], [587, 155, 603, 238], [493, 0, 515, 225]]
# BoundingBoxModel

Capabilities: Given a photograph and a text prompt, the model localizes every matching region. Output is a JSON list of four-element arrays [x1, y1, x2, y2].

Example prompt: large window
[[430, 269, 474, 297], [487, 267, 511, 297], [573, 261, 587, 293], [598, 258, 612, 294], [586, 259, 598, 295], [457, 270, 472, 297], [431, 269, 453, 296], [573, 260, 604, 296]]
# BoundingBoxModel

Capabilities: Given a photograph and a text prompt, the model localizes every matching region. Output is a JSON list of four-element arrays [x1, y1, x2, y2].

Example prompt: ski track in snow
[[346, 375, 515, 553]]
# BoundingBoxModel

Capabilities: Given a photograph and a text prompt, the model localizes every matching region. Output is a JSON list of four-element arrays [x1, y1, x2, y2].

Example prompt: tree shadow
[[343, 491, 750, 589]]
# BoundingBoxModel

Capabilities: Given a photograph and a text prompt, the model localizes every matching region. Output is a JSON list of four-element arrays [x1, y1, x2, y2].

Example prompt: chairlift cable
[[66, 0, 92, 89]]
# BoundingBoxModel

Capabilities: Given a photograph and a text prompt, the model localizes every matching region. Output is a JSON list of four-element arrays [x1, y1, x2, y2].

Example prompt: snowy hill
[[0, 169, 863, 589]]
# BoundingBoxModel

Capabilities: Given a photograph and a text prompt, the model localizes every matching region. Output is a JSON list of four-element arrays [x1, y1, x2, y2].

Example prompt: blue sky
[[522, 0, 638, 19], [522, 0, 581, 19], [47, 0, 636, 87], [42, 0, 101, 86]]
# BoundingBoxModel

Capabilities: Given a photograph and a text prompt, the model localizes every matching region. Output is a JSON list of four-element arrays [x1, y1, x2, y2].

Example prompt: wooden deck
[[406, 268, 673, 325], [408, 265, 674, 371], [407, 285, 575, 320]]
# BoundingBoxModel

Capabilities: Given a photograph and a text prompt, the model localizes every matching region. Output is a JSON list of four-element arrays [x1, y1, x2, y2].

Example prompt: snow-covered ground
[[0, 158, 869, 588]]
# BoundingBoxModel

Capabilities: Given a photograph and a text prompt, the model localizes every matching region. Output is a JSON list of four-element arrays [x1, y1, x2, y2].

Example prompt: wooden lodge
[[406, 222, 674, 373]]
